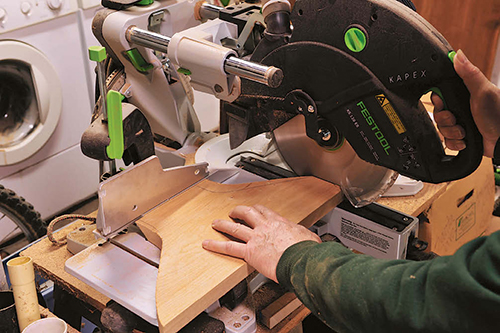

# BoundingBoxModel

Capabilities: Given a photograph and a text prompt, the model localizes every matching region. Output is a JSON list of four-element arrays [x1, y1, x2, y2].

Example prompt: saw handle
[[427, 74, 483, 181]]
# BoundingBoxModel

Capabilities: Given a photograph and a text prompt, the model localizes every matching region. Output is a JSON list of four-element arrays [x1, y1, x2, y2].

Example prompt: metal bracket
[[96, 156, 209, 237], [221, 11, 265, 56], [284, 90, 320, 141], [148, 10, 165, 33]]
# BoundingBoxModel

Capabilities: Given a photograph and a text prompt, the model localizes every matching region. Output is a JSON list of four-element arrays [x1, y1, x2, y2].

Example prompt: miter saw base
[[313, 201, 421, 259]]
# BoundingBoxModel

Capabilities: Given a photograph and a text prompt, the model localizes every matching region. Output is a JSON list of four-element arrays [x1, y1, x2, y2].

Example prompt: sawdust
[[67, 225, 98, 246]]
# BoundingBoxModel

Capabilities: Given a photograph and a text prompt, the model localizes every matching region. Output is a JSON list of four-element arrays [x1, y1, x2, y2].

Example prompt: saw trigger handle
[[425, 74, 484, 182]]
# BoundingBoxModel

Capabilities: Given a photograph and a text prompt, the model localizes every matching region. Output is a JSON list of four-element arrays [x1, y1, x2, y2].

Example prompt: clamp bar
[[225, 55, 283, 88], [127, 26, 170, 53], [198, 2, 221, 20], [126, 26, 283, 88]]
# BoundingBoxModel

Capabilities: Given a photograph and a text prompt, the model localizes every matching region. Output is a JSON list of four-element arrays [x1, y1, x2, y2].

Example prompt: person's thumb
[[454, 49, 489, 96]]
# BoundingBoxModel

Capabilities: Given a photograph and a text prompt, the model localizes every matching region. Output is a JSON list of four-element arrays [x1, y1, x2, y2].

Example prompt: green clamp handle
[[89, 46, 107, 62], [106, 90, 125, 160]]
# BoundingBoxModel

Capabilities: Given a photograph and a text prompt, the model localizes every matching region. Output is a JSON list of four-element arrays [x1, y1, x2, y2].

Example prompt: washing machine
[[0, 0, 99, 220], [77, 0, 102, 104]]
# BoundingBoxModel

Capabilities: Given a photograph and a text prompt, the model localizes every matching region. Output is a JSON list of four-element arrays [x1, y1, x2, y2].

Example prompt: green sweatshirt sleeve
[[276, 230, 500, 333]]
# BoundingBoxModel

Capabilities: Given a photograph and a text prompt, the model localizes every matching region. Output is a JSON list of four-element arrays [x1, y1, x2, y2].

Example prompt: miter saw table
[[19, 169, 448, 332]]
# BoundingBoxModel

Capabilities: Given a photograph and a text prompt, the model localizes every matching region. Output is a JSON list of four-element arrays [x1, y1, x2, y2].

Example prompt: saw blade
[[273, 115, 398, 207]]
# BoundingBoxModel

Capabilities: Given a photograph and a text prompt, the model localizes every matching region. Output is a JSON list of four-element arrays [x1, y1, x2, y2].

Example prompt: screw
[[297, 106, 303, 112], [308, 105, 315, 113], [214, 84, 224, 93], [319, 128, 332, 141]]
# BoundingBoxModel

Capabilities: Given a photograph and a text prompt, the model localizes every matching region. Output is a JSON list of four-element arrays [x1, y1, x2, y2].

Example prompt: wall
[[412, 0, 500, 80]]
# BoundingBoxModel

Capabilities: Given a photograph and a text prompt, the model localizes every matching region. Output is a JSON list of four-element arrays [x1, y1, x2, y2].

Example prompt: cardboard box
[[419, 157, 495, 256]]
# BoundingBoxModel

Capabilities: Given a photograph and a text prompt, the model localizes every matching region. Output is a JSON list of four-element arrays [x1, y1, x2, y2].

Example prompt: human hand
[[202, 204, 321, 283], [432, 49, 500, 157]]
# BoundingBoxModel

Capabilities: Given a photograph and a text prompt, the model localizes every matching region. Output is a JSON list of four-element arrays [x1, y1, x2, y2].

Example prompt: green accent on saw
[[106, 90, 125, 160], [125, 49, 154, 73], [136, 0, 154, 5], [448, 50, 457, 63], [88, 46, 106, 62], [326, 137, 346, 152], [344, 27, 367, 53], [220, 0, 230, 6], [425, 87, 448, 110], [495, 168, 500, 186], [177, 67, 192, 76]]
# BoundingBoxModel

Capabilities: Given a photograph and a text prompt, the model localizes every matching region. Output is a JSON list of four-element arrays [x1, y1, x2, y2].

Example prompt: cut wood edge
[[261, 292, 303, 329]]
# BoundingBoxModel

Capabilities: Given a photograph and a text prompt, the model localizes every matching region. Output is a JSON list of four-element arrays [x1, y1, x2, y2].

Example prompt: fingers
[[229, 205, 264, 228], [212, 219, 253, 242], [437, 124, 465, 140], [454, 50, 490, 96], [433, 110, 457, 127], [433, 110, 466, 151], [253, 204, 287, 222], [444, 139, 466, 151], [431, 92, 444, 113], [202, 240, 246, 259]]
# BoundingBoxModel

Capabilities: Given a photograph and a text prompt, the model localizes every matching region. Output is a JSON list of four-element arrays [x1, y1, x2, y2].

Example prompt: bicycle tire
[[0, 185, 46, 243]]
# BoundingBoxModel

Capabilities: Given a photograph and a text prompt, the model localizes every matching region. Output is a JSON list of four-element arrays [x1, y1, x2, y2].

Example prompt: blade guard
[[241, 0, 483, 183]]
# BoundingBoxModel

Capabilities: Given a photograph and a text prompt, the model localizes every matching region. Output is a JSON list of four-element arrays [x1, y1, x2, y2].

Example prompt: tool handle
[[428, 75, 483, 181]]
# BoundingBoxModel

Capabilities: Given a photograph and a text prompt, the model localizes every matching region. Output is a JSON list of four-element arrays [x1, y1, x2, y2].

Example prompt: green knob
[[448, 50, 457, 63], [345, 27, 367, 53], [89, 46, 107, 62], [136, 0, 154, 5]]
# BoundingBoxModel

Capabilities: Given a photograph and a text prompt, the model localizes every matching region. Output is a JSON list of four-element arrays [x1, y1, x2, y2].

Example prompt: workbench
[[20, 178, 447, 332]]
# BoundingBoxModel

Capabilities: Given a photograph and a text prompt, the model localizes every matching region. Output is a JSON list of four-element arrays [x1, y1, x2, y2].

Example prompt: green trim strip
[[425, 87, 448, 110], [125, 48, 154, 73], [177, 67, 192, 76], [106, 90, 125, 160], [326, 137, 345, 151]]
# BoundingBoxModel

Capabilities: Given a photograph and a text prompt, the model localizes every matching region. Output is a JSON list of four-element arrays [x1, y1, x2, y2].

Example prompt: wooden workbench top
[[20, 178, 447, 332], [378, 182, 448, 216], [21, 219, 110, 312]]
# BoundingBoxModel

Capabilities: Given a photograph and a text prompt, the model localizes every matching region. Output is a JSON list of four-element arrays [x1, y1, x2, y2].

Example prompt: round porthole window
[[0, 60, 40, 148], [0, 41, 62, 165]]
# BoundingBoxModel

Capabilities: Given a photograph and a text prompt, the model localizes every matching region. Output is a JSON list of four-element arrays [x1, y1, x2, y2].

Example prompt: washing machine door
[[0, 40, 62, 165]]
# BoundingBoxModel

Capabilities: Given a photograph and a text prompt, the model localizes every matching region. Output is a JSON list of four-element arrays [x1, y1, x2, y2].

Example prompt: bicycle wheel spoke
[[0, 226, 22, 246]]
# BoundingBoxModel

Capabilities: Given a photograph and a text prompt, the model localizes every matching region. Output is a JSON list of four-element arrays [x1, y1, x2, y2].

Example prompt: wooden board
[[411, 0, 500, 78], [136, 177, 342, 333], [261, 293, 302, 329]]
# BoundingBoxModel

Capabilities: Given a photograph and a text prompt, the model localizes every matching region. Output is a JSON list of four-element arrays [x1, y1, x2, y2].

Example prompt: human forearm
[[277, 233, 500, 333]]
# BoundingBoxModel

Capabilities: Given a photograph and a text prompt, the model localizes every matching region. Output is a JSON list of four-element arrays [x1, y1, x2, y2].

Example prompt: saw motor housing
[[221, 0, 484, 184]]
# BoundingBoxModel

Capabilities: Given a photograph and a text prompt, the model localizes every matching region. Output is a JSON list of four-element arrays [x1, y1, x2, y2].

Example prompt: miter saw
[[71, 0, 484, 330]]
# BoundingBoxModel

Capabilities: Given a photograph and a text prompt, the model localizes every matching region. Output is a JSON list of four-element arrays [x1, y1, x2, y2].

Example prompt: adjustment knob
[[21, 2, 32, 14], [47, 0, 63, 10]]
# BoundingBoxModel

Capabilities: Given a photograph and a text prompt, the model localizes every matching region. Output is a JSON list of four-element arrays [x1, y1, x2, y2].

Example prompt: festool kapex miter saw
[[72, 0, 483, 329], [80, 0, 482, 212]]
